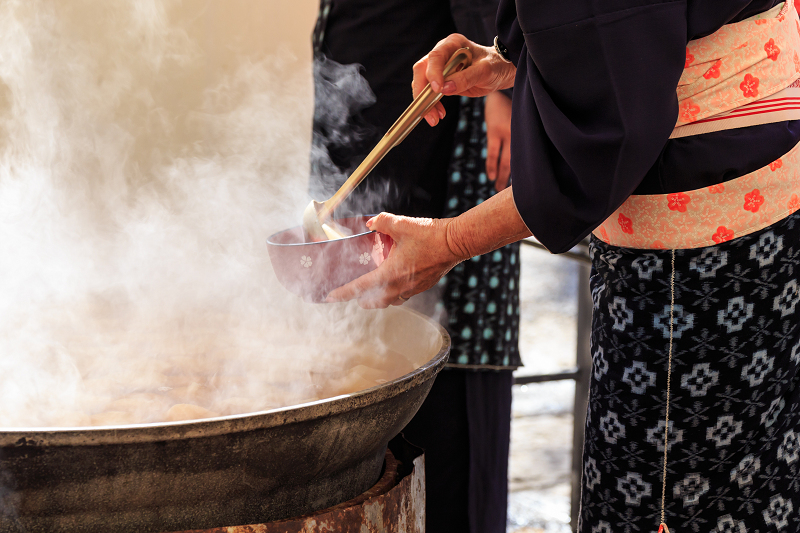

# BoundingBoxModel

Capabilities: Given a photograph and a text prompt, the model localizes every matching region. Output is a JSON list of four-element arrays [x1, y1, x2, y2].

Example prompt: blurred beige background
[[173, 0, 320, 166], [183, 0, 319, 115], [191, 1, 319, 69], [0, 0, 321, 194]]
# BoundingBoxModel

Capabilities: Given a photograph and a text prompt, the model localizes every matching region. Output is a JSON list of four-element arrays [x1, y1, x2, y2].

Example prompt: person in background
[[310, 1, 519, 532]]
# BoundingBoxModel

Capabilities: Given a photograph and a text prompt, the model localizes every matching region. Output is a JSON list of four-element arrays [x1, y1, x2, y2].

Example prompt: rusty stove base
[[170, 437, 425, 533]]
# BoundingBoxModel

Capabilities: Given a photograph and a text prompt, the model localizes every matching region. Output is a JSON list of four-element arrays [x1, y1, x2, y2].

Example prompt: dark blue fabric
[[637, 121, 800, 194], [582, 211, 800, 532], [496, 0, 800, 253]]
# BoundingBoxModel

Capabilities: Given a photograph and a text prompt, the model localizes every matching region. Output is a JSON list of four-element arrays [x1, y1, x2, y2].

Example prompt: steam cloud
[[0, 0, 409, 430], [310, 55, 401, 217]]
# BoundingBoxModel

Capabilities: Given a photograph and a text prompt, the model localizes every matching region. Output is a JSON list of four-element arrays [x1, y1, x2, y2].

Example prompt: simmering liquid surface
[[0, 307, 423, 428], [61, 346, 416, 427]]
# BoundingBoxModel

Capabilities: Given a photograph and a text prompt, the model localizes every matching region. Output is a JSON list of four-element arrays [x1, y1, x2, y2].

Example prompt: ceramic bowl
[[267, 216, 393, 303]]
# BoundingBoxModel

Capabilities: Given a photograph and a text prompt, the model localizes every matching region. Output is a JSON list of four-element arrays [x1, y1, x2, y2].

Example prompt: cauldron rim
[[0, 307, 450, 447]]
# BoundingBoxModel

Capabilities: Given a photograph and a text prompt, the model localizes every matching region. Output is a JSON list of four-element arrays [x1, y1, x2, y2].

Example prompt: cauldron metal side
[[0, 307, 449, 533]]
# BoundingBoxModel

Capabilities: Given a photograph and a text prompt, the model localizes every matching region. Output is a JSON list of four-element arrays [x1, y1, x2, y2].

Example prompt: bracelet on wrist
[[494, 36, 512, 63]]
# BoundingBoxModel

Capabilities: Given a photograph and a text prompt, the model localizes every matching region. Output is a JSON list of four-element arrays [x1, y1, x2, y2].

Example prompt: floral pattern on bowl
[[267, 215, 393, 303]]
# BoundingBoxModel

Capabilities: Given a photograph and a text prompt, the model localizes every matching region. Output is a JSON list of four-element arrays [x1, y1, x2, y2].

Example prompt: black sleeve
[[496, 0, 523, 66], [509, 0, 689, 252], [449, 0, 500, 46]]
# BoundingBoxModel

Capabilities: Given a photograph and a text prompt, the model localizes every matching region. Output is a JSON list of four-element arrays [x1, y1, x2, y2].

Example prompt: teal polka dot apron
[[439, 96, 522, 370]]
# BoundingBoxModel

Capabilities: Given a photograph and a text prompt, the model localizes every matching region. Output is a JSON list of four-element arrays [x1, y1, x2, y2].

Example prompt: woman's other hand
[[326, 213, 466, 309], [413, 33, 516, 127], [484, 91, 512, 192]]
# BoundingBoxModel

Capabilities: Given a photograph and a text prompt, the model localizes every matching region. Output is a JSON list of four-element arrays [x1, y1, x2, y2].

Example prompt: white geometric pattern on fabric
[[791, 339, 800, 365], [609, 297, 634, 331], [749, 230, 784, 267], [653, 304, 694, 339], [714, 515, 747, 533], [763, 494, 793, 529], [598, 411, 626, 444], [600, 250, 622, 271], [645, 420, 684, 453], [680, 363, 719, 397], [762, 397, 786, 427], [591, 281, 606, 310], [672, 473, 710, 507], [631, 253, 663, 280], [729, 454, 760, 488], [778, 430, 800, 464], [717, 297, 754, 333], [622, 361, 656, 394], [706, 416, 743, 447], [584, 457, 601, 491], [592, 346, 609, 380], [741, 350, 775, 387], [773, 280, 800, 317], [688, 247, 727, 279], [616, 472, 652, 506]]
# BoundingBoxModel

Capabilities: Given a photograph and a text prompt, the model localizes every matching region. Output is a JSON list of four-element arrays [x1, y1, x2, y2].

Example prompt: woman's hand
[[413, 33, 516, 127], [326, 214, 467, 309], [484, 91, 512, 191], [325, 188, 532, 309]]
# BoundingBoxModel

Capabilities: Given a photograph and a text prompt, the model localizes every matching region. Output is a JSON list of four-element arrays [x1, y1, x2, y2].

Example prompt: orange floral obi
[[594, 1, 800, 249], [594, 141, 800, 249]]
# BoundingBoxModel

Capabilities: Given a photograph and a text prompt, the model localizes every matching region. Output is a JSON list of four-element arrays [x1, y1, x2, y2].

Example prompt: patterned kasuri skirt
[[580, 211, 800, 533]]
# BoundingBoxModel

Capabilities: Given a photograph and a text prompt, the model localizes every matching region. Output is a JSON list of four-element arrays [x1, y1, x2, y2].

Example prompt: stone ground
[[507, 244, 581, 533]]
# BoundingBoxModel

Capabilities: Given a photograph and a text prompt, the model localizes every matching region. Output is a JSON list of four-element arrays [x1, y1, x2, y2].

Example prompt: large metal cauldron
[[0, 307, 449, 533]]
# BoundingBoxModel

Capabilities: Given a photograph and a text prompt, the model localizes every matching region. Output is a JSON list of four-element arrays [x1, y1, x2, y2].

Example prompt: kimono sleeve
[[508, 0, 688, 252]]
